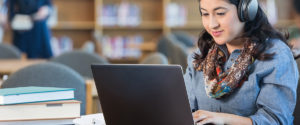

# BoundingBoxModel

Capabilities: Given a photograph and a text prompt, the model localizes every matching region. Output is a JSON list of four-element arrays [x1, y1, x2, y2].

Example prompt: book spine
[[0, 101, 80, 121], [2, 90, 74, 105]]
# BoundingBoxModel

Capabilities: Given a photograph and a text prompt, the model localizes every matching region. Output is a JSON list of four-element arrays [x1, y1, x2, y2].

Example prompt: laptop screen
[[91, 64, 194, 125]]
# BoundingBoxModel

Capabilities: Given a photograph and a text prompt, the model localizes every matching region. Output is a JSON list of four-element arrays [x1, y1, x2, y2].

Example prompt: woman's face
[[200, 0, 245, 45]]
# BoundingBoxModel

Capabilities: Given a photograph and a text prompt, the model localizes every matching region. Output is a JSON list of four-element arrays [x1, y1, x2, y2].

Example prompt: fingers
[[193, 114, 207, 123], [198, 117, 213, 125], [194, 117, 213, 125], [193, 110, 209, 124], [193, 110, 221, 125], [196, 122, 203, 125]]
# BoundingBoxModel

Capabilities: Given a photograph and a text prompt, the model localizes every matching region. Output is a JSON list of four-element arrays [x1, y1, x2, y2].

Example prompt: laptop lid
[[91, 64, 194, 125]]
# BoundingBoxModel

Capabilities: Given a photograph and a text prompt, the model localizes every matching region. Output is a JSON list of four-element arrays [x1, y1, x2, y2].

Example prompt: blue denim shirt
[[184, 39, 299, 125]]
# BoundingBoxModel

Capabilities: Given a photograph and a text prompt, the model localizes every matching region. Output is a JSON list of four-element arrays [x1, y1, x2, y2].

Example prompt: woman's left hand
[[193, 110, 227, 125]]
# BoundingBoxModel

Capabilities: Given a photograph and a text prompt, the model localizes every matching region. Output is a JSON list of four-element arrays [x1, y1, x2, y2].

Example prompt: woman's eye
[[217, 12, 225, 16], [202, 13, 209, 16]]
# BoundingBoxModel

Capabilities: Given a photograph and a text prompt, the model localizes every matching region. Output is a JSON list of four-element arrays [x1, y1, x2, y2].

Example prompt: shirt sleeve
[[184, 53, 198, 112], [249, 46, 299, 125]]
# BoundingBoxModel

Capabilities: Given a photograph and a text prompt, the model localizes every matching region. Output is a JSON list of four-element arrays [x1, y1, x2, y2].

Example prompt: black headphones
[[237, 0, 258, 22], [198, 0, 258, 22]]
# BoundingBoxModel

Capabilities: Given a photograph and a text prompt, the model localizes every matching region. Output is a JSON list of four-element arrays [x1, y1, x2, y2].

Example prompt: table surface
[[0, 59, 46, 75]]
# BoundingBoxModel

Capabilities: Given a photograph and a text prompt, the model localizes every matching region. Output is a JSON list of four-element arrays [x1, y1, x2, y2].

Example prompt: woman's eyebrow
[[200, 8, 207, 11], [214, 7, 227, 11], [200, 6, 227, 12]]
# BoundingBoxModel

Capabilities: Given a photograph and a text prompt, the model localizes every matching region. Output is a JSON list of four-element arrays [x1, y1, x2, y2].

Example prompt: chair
[[50, 50, 109, 79], [140, 52, 168, 64], [157, 34, 188, 71], [0, 43, 22, 59], [172, 31, 195, 48], [1, 62, 87, 115]]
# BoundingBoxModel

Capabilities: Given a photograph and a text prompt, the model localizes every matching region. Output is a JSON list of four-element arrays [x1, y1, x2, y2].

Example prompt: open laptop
[[91, 64, 194, 125]]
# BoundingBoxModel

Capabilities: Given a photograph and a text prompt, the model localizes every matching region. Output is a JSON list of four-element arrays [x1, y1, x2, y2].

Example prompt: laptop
[[91, 64, 194, 125]]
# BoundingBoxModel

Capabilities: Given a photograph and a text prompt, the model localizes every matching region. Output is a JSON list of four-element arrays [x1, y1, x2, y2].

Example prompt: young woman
[[184, 0, 299, 124]]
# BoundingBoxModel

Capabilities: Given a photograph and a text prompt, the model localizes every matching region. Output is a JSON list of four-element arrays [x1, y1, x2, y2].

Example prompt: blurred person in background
[[5, 0, 53, 58], [0, 0, 6, 43]]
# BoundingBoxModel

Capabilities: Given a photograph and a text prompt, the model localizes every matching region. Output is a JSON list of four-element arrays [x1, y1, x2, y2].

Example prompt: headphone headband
[[238, 0, 258, 22]]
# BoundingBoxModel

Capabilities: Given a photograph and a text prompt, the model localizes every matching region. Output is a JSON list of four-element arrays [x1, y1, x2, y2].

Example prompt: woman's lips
[[212, 30, 223, 37]]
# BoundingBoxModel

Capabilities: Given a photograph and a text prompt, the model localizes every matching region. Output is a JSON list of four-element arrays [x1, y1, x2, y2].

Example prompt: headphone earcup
[[237, 0, 245, 22], [238, 0, 258, 22], [247, 0, 258, 21]]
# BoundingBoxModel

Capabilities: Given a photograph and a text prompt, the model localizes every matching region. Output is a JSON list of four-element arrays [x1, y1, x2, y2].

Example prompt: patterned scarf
[[194, 41, 256, 99]]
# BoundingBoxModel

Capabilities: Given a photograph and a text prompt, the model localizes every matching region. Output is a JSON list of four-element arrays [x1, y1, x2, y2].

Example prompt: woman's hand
[[0, 11, 7, 27], [193, 110, 226, 125], [193, 110, 252, 125], [33, 6, 50, 21]]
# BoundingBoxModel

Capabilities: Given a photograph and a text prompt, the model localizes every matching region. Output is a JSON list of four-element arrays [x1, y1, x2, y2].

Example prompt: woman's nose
[[209, 16, 220, 29]]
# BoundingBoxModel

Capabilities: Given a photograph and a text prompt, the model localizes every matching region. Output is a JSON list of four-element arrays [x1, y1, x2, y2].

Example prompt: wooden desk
[[85, 79, 98, 97], [85, 79, 106, 114], [85, 79, 99, 114], [0, 59, 46, 75]]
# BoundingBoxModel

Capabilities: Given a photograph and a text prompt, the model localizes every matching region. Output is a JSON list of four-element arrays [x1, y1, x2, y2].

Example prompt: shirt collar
[[217, 44, 241, 60]]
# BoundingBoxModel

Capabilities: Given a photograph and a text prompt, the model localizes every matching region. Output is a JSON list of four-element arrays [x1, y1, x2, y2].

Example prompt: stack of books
[[0, 86, 80, 124]]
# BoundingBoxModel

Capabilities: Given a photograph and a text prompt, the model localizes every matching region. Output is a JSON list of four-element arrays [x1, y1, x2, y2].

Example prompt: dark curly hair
[[193, 0, 288, 66]]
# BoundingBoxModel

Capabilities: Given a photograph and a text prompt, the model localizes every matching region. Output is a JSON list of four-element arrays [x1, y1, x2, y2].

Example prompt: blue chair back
[[1, 62, 87, 115]]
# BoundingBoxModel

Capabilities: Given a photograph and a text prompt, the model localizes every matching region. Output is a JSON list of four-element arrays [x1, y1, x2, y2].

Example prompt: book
[[0, 86, 75, 105], [0, 118, 75, 125], [0, 100, 80, 121]]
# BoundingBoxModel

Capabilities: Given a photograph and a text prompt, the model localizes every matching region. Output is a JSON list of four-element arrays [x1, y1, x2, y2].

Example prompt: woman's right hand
[[193, 110, 226, 125], [0, 12, 7, 26], [193, 110, 252, 125]]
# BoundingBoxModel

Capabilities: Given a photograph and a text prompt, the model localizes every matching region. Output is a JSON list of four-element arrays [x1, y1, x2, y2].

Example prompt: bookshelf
[[102, 22, 163, 30], [97, 0, 163, 62], [164, 0, 203, 37], [51, 0, 95, 48], [2, 0, 296, 63], [165, 0, 296, 35], [52, 21, 94, 30]]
